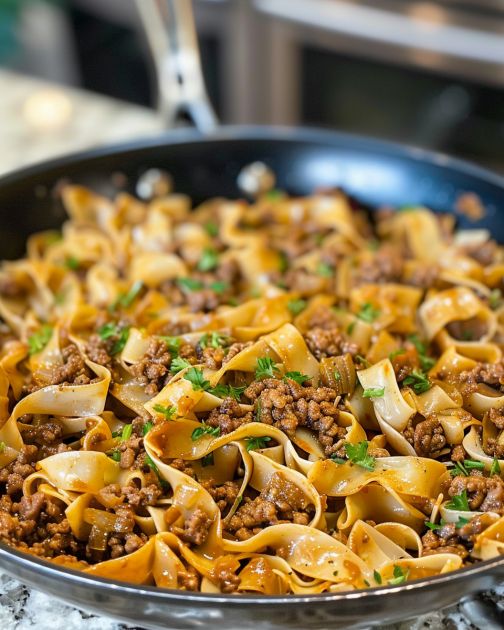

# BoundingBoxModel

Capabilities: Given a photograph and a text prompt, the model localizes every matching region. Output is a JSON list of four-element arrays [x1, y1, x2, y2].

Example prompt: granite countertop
[[0, 70, 502, 630]]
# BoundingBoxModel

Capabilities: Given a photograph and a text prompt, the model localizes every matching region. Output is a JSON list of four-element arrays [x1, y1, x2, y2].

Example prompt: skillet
[[0, 2, 504, 627]]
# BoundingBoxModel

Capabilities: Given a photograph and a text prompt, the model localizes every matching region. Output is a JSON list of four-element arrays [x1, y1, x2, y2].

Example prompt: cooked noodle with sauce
[[0, 184, 503, 593]]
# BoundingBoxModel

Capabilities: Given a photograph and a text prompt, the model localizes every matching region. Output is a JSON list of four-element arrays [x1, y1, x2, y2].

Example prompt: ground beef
[[403, 416, 446, 457], [0, 445, 39, 497], [206, 397, 253, 435], [421, 525, 469, 559], [196, 345, 225, 370], [48, 344, 93, 386], [458, 361, 504, 394], [130, 337, 172, 395], [200, 479, 241, 514], [304, 327, 358, 360], [354, 246, 404, 284], [422, 513, 496, 559], [171, 508, 213, 546], [406, 264, 439, 288], [225, 472, 311, 541], [177, 565, 200, 590], [85, 333, 113, 370], [488, 407, 504, 431], [451, 444, 466, 462], [169, 458, 196, 478], [390, 347, 420, 382], [445, 473, 504, 514], [244, 378, 344, 457]]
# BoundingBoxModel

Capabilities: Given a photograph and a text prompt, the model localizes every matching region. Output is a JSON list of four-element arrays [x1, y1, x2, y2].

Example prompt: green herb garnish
[[27, 325, 53, 356], [198, 247, 219, 272], [209, 383, 246, 401], [450, 459, 485, 477], [278, 251, 289, 273], [110, 450, 121, 462], [344, 441, 376, 471], [283, 371, 310, 385], [388, 565, 409, 586], [142, 421, 154, 435], [373, 570, 382, 585], [245, 436, 272, 451], [403, 369, 431, 394], [98, 322, 117, 340], [389, 349, 406, 361], [445, 489, 470, 512], [425, 521, 442, 531], [159, 335, 181, 356], [357, 302, 380, 323], [346, 321, 356, 335], [121, 424, 133, 441], [0, 441, 6, 453], [145, 455, 169, 489], [202, 452, 214, 467], [210, 280, 228, 294], [199, 331, 229, 349], [152, 404, 176, 420], [316, 262, 333, 278], [490, 458, 501, 476], [489, 289, 502, 310], [287, 299, 307, 316], [178, 277, 204, 292], [191, 423, 221, 441], [184, 367, 211, 392], [204, 221, 218, 237], [362, 387, 385, 398], [255, 357, 280, 380], [455, 516, 470, 528], [111, 327, 130, 355], [170, 356, 191, 374], [334, 370, 341, 381], [65, 256, 79, 270]]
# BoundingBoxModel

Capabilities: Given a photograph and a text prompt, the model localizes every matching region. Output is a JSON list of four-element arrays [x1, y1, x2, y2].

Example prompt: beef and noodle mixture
[[0, 184, 503, 594]]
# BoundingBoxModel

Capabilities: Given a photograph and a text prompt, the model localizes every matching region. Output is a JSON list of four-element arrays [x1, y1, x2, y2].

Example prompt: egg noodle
[[0, 184, 503, 594]]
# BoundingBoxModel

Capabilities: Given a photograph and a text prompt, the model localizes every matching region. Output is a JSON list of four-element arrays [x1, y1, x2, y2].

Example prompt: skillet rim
[[0, 124, 503, 190], [0, 124, 503, 605]]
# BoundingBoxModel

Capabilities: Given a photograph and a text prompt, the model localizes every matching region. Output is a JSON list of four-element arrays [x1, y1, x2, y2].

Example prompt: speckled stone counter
[[0, 69, 502, 630]]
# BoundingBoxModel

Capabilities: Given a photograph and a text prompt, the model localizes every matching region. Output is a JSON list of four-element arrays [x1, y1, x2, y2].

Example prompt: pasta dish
[[0, 184, 503, 594]]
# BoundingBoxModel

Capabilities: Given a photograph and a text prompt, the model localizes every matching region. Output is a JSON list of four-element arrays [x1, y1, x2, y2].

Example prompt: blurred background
[[0, 0, 503, 175]]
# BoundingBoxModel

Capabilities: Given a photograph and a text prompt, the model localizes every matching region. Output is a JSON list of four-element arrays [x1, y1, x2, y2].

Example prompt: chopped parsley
[[455, 516, 470, 528], [210, 280, 228, 294], [287, 299, 307, 316], [245, 436, 272, 451], [407, 334, 435, 371], [142, 421, 154, 435], [204, 221, 218, 237], [184, 367, 211, 392], [210, 383, 246, 401], [0, 441, 6, 453], [121, 424, 133, 441], [65, 256, 79, 270], [159, 335, 181, 356], [110, 450, 121, 462], [27, 325, 53, 356], [489, 288, 502, 310], [145, 455, 169, 490], [255, 357, 280, 380], [98, 322, 118, 340], [373, 570, 382, 585], [198, 247, 219, 272], [450, 459, 485, 477], [152, 404, 176, 420], [170, 356, 191, 374], [389, 349, 406, 361], [490, 458, 501, 476], [316, 262, 333, 278], [346, 321, 356, 335], [357, 302, 380, 323], [425, 521, 442, 531], [334, 370, 341, 381], [362, 387, 385, 398], [388, 565, 409, 586], [199, 331, 229, 349], [283, 371, 310, 385], [403, 369, 431, 394], [445, 489, 470, 512], [254, 400, 262, 423], [330, 455, 346, 465], [202, 453, 214, 467], [191, 423, 221, 441], [344, 441, 376, 471], [355, 354, 370, 367], [278, 251, 289, 273], [110, 280, 144, 311], [178, 277, 204, 292], [111, 327, 130, 355]]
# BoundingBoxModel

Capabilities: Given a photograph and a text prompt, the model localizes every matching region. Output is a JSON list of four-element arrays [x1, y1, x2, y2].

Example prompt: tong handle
[[136, 0, 218, 133]]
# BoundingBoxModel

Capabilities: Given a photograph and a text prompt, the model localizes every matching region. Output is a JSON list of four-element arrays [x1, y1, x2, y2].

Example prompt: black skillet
[[0, 2, 503, 629]]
